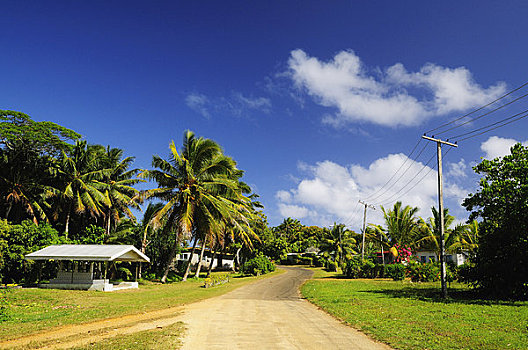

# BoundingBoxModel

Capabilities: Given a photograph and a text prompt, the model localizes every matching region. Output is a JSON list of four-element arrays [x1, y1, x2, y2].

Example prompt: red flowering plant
[[393, 244, 413, 263]]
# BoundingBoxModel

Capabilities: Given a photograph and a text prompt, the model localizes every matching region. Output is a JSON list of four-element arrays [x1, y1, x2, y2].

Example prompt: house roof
[[25, 245, 150, 263]]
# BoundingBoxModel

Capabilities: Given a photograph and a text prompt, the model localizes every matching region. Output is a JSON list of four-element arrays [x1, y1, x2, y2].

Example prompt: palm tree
[[379, 201, 420, 248], [319, 223, 357, 268], [416, 207, 460, 258], [141, 131, 251, 282], [52, 141, 110, 237], [97, 147, 142, 236]]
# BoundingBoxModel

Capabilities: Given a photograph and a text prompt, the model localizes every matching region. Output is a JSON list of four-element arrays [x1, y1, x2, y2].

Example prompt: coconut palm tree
[[141, 131, 251, 282], [319, 223, 357, 268], [97, 147, 142, 236], [379, 201, 420, 248], [416, 207, 461, 258], [52, 141, 110, 237]]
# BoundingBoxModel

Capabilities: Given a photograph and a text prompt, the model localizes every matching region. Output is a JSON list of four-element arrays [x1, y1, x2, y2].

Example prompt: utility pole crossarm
[[421, 135, 458, 148]]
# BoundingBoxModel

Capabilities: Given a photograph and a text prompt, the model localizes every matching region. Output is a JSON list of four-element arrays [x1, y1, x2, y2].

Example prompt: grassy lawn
[[0, 270, 281, 341], [301, 268, 528, 350]]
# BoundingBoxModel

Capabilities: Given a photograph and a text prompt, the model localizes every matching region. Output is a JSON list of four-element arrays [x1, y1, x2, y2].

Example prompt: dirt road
[[179, 266, 391, 349], [1, 267, 391, 349]]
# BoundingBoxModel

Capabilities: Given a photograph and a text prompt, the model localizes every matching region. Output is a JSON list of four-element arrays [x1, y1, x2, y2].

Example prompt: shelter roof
[[25, 245, 150, 263]]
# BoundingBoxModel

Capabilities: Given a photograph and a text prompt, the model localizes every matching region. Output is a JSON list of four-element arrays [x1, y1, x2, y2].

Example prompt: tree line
[[1, 109, 526, 299]]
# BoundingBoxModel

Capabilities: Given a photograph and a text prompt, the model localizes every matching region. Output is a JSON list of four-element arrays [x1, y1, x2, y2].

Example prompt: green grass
[[73, 322, 185, 350], [301, 268, 528, 350], [0, 270, 282, 341]]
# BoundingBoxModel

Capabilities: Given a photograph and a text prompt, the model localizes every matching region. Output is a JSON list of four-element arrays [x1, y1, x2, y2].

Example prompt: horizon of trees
[[1, 109, 526, 299]]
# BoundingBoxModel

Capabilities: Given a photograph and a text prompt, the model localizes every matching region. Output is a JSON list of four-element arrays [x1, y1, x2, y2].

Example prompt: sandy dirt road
[[179, 266, 391, 349], [1, 267, 391, 349]]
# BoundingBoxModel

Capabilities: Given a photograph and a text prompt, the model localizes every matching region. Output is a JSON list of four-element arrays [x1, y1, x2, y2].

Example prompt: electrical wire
[[425, 80, 528, 134], [364, 142, 429, 203], [454, 110, 528, 142], [434, 92, 528, 136], [373, 149, 437, 207], [362, 138, 423, 202]]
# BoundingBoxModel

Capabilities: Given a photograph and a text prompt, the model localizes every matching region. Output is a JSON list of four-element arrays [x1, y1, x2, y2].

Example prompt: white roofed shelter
[[26, 245, 150, 291]]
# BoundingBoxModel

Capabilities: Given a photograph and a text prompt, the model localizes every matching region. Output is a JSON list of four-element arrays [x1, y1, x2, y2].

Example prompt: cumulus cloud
[[447, 159, 467, 178], [185, 91, 271, 118], [288, 49, 506, 127], [276, 155, 470, 230], [480, 136, 528, 159]]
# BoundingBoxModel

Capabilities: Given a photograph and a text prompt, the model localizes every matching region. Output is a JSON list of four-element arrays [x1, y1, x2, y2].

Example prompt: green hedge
[[242, 254, 275, 276]]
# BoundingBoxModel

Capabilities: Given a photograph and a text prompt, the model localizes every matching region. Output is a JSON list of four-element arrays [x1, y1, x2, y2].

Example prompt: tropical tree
[[416, 207, 461, 257], [51, 141, 110, 237], [378, 201, 420, 248], [463, 143, 528, 299], [97, 147, 142, 236], [141, 131, 254, 282], [0, 110, 79, 224], [319, 223, 357, 268]]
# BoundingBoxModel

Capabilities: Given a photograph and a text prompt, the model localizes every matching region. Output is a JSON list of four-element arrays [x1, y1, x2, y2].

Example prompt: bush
[[241, 254, 275, 276], [457, 261, 476, 284], [325, 260, 338, 272], [384, 263, 405, 281], [344, 257, 381, 278], [406, 261, 440, 282], [312, 256, 325, 267]]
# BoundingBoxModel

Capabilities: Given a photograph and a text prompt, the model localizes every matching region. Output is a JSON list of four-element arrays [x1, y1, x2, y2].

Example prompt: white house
[[414, 250, 468, 266], [25, 244, 150, 291], [176, 248, 235, 270]]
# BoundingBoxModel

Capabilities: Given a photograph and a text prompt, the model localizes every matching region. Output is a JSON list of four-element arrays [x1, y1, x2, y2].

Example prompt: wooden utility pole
[[422, 135, 458, 299], [359, 200, 375, 261]]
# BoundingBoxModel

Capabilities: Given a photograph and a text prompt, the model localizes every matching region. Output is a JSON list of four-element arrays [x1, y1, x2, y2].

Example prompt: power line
[[454, 110, 528, 142], [373, 149, 437, 207], [365, 142, 430, 203], [435, 91, 528, 136], [450, 108, 528, 140], [363, 139, 423, 202], [426, 80, 528, 134]]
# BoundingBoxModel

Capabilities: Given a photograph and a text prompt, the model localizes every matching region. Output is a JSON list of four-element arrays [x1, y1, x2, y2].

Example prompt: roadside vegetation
[[0, 270, 281, 341], [2, 109, 528, 348], [302, 268, 528, 350]]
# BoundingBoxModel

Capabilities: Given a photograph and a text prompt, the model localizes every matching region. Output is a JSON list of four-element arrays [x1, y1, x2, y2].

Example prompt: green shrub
[[299, 256, 313, 265], [242, 254, 275, 276], [457, 261, 476, 284], [344, 257, 381, 278], [325, 260, 338, 272], [384, 263, 405, 281], [406, 261, 440, 282], [312, 256, 325, 267]]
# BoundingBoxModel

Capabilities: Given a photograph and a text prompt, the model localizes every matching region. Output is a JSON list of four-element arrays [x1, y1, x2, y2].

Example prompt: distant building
[[176, 248, 235, 270], [414, 250, 468, 266]]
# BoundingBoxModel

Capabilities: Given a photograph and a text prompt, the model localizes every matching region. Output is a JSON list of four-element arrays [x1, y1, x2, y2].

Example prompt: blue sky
[[2, 1, 528, 230]]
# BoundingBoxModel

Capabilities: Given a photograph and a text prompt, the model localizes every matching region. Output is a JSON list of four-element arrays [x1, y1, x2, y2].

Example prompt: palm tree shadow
[[364, 286, 524, 306]]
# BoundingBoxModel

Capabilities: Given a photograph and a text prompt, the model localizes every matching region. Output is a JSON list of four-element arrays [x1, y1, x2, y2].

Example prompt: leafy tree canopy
[[463, 143, 528, 300], [0, 110, 80, 155]]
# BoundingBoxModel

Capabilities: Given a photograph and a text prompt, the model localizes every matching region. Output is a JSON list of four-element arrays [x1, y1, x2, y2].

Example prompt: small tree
[[463, 143, 528, 300]]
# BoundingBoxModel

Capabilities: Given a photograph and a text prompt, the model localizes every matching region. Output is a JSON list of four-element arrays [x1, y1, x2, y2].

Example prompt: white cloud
[[185, 93, 210, 118], [480, 136, 528, 159], [185, 92, 271, 118], [288, 49, 506, 127], [447, 159, 467, 178], [275, 154, 470, 230], [278, 203, 310, 218], [275, 190, 292, 203]]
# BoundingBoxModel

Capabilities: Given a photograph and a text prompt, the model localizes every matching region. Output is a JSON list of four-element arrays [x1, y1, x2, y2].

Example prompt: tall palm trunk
[[194, 237, 208, 278], [105, 208, 112, 237], [234, 246, 242, 272], [161, 238, 181, 283], [182, 238, 198, 281], [206, 243, 218, 277], [64, 208, 71, 238]]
